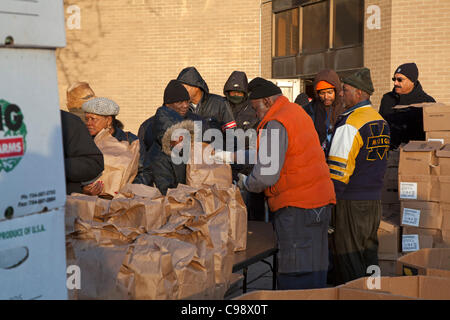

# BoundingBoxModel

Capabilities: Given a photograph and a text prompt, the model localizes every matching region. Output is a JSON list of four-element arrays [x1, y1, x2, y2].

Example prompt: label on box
[[428, 138, 445, 144], [402, 234, 420, 252], [400, 182, 418, 200], [402, 208, 421, 227]]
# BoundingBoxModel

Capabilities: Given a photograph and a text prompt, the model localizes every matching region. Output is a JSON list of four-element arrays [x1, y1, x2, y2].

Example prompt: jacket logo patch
[[366, 123, 389, 161]]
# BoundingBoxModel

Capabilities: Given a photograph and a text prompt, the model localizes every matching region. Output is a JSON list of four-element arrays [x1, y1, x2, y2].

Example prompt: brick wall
[[364, 0, 392, 110], [390, 0, 450, 105], [261, 1, 272, 79], [58, 0, 262, 133]]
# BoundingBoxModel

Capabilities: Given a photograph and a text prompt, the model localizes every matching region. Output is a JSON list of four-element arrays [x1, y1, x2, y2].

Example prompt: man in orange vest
[[238, 77, 336, 290]]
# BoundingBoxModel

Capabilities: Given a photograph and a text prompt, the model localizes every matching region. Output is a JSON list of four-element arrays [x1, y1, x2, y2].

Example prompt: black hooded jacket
[[223, 71, 259, 132], [379, 81, 435, 149], [177, 67, 235, 130]]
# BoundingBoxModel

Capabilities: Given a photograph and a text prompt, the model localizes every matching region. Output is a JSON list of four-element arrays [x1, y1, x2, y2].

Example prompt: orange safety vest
[[257, 96, 336, 212]]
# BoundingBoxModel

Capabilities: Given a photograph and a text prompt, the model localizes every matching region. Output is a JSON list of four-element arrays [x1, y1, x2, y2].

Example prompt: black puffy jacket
[[177, 67, 236, 130], [223, 71, 259, 132]]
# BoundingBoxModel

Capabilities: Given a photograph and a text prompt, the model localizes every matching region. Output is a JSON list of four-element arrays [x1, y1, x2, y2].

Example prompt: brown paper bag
[[118, 183, 162, 199], [94, 129, 140, 197], [218, 185, 248, 252], [66, 238, 131, 300], [186, 142, 233, 188]]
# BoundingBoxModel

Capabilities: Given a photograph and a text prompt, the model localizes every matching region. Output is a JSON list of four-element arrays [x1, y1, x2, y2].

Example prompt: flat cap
[[82, 97, 120, 116]]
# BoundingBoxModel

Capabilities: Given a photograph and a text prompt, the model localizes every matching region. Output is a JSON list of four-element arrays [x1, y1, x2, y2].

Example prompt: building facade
[[57, 0, 450, 133]]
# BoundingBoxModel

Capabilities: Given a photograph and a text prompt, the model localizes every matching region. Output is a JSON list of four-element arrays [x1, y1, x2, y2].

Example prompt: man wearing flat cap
[[379, 62, 435, 149], [327, 68, 390, 285], [238, 77, 336, 290]]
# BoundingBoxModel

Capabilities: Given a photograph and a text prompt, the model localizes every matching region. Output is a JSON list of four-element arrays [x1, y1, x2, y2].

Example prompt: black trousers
[[272, 205, 331, 290], [331, 199, 381, 286]]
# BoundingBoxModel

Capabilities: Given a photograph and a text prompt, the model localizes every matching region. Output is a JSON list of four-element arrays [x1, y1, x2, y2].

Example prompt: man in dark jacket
[[302, 69, 345, 152], [379, 63, 435, 149], [145, 80, 203, 194], [60, 110, 104, 195], [177, 66, 236, 131], [223, 70, 264, 221]]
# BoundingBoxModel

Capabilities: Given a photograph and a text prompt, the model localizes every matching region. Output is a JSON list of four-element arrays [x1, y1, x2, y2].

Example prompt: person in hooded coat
[[177, 66, 236, 131], [302, 69, 345, 152], [145, 80, 204, 195], [379, 63, 435, 150], [223, 70, 265, 221]]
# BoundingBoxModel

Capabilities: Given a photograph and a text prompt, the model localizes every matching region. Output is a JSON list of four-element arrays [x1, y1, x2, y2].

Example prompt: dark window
[[334, 0, 364, 48], [274, 8, 299, 57], [302, 1, 329, 54]]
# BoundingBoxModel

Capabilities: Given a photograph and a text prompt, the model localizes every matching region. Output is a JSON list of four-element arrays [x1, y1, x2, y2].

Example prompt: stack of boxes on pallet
[[398, 103, 450, 253], [378, 149, 401, 276]]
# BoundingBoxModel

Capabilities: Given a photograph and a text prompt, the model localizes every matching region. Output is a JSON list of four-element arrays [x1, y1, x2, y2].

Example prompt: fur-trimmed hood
[[161, 120, 196, 156]]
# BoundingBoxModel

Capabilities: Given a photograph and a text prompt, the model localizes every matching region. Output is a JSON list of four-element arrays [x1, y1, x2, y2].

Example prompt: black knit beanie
[[164, 80, 190, 104], [248, 77, 282, 100], [395, 63, 419, 83]]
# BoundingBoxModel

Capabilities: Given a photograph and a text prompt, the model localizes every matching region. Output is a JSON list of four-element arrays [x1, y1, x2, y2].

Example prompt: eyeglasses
[[392, 77, 405, 83]]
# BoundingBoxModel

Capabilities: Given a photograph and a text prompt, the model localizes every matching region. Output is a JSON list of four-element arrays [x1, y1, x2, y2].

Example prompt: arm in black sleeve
[[61, 111, 104, 183]]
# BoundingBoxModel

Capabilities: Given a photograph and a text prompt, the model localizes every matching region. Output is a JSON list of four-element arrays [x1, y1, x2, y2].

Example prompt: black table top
[[232, 220, 277, 272]]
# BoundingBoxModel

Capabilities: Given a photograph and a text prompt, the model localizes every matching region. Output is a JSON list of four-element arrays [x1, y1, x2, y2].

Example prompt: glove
[[211, 150, 235, 164], [237, 173, 247, 190]]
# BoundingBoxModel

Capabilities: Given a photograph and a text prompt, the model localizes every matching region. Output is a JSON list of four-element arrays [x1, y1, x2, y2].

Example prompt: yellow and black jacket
[[327, 100, 390, 200]]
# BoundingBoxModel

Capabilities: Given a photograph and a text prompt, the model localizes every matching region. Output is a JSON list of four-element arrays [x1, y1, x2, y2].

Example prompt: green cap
[[342, 68, 374, 95]]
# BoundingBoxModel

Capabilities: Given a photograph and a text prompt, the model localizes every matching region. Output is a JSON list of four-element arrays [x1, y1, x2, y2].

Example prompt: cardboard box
[[441, 203, 450, 231], [427, 131, 450, 144], [402, 227, 442, 252], [387, 149, 400, 166], [378, 220, 400, 259], [399, 141, 441, 176], [343, 276, 450, 300], [235, 287, 414, 300], [0, 1, 66, 48], [0, 49, 66, 221], [381, 190, 399, 204], [379, 259, 400, 277], [438, 176, 450, 203], [422, 103, 450, 132], [436, 144, 450, 176], [382, 203, 401, 226], [383, 166, 399, 190], [400, 201, 442, 229], [398, 175, 440, 202], [396, 248, 450, 278], [0, 208, 67, 299]]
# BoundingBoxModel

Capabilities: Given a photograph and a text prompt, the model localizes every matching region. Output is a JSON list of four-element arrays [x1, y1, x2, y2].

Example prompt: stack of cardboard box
[[398, 141, 443, 252], [397, 103, 450, 253], [378, 149, 402, 276]]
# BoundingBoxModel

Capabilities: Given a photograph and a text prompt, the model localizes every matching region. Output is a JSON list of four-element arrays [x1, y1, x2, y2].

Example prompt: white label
[[428, 138, 445, 144], [402, 235, 420, 252], [400, 182, 418, 199], [402, 208, 421, 227]]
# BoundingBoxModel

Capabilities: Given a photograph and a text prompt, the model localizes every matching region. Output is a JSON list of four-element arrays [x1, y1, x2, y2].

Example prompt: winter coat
[[223, 71, 259, 132], [138, 116, 155, 153], [145, 106, 195, 195], [223, 71, 259, 180], [177, 67, 236, 130], [302, 69, 345, 151], [60, 110, 104, 195], [379, 81, 435, 149]]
